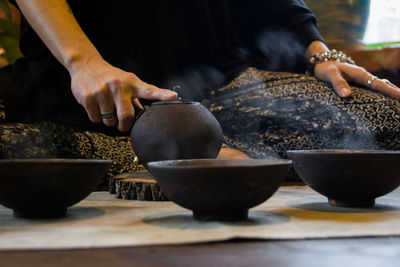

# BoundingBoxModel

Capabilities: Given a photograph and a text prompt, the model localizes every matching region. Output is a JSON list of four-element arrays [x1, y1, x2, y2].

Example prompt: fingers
[[113, 82, 177, 132], [106, 80, 135, 132], [112, 83, 178, 131], [97, 86, 118, 127], [340, 64, 400, 100], [370, 78, 400, 100], [81, 87, 118, 126], [108, 79, 170, 132], [73, 70, 177, 132], [328, 69, 352, 98], [316, 61, 400, 100], [136, 82, 178, 100], [81, 94, 102, 123], [315, 63, 352, 98], [115, 97, 135, 132], [133, 98, 144, 110], [113, 80, 177, 131]]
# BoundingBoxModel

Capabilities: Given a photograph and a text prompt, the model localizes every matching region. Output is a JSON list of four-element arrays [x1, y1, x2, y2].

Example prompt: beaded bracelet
[[306, 49, 355, 75]]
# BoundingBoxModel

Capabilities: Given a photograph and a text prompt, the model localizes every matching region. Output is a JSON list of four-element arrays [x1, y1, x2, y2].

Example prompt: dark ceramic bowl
[[0, 159, 112, 218], [147, 159, 291, 221], [287, 150, 400, 207]]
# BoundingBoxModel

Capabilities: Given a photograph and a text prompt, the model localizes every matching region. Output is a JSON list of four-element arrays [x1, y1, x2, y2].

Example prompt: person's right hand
[[69, 57, 177, 132]]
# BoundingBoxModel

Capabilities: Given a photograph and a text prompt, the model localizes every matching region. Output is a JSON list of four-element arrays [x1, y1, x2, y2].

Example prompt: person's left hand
[[314, 60, 400, 100]]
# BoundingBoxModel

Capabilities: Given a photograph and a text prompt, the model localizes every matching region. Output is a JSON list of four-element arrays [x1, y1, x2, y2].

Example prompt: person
[[1, 0, 400, 178]]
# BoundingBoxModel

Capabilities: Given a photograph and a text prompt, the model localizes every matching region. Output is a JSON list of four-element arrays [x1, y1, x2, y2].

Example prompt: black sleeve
[[258, 0, 324, 47], [231, 0, 324, 48]]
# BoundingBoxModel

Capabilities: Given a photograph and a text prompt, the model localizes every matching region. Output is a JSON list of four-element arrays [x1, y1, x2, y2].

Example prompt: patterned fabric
[[1, 68, 400, 182], [0, 107, 142, 187], [209, 68, 400, 159]]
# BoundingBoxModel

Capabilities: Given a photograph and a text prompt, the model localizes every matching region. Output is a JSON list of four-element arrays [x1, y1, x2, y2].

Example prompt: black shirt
[[4, 0, 323, 120]]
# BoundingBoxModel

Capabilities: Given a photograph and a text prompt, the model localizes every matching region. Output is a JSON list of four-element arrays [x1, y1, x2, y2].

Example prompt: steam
[[163, 65, 225, 101], [202, 29, 382, 158], [172, 85, 183, 100], [209, 65, 380, 160], [255, 29, 305, 72]]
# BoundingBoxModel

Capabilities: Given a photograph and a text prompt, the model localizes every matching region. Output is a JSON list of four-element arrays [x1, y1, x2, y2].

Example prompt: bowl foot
[[13, 208, 67, 219], [193, 209, 248, 221], [328, 198, 375, 208]]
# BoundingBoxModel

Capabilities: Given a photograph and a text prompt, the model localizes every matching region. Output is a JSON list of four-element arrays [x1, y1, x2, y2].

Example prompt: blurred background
[[0, 0, 21, 68], [305, 0, 400, 86], [305, 0, 400, 48]]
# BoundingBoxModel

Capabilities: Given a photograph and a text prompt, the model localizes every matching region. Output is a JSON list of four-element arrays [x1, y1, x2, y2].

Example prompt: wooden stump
[[110, 170, 168, 201]]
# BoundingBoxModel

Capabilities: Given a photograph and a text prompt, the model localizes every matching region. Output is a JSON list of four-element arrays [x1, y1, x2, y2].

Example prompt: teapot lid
[[152, 100, 199, 106]]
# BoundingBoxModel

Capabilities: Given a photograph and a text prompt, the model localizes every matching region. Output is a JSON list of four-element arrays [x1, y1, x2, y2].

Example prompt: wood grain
[[110, 170, 168, 201]]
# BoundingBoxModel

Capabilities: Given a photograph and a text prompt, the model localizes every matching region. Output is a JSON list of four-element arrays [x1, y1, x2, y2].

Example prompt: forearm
[[14, 0, 102, 72]]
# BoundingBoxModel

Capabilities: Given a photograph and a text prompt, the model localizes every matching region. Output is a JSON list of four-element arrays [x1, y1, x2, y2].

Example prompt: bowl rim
[[287, 149, 400, 155], [147, 158, 292, 169], [0, 159, 113, 164]]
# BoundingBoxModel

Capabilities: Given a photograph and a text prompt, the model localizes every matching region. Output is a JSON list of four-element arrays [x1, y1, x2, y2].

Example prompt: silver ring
[[101, 110, 117, 120], [381, 79, 390, 85], [367, 76, 377, 87]]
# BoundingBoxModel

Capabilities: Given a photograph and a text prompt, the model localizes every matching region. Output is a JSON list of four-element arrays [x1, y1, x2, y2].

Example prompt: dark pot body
[[131, 101, 223, 166]]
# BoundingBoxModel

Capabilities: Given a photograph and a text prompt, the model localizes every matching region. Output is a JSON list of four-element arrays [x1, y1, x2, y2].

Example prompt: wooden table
[[1, 237, 399, 267]]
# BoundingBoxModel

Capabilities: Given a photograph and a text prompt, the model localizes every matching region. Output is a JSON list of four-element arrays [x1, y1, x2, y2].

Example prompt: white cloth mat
[[1, 186, 399, 250]]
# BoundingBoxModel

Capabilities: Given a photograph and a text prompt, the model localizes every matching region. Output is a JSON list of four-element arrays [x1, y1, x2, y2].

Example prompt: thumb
[[330, 72, 352, 98], [316, 64, 352, 98]]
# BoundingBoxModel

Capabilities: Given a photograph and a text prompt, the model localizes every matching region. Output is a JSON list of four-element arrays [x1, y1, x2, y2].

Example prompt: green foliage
[[366, 41, 400, 50], [0, 0, 22, 64]]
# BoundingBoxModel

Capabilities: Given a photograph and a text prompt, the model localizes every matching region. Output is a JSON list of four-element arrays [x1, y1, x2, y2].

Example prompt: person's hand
[[314, 60, 400, 100], [217, 147, 250, 159], [69, 57, 177, 132], [13, 0, 177, 132]]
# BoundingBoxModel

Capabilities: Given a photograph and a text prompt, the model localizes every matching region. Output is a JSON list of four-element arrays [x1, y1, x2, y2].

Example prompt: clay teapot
[[130, 100, 223, 166]]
